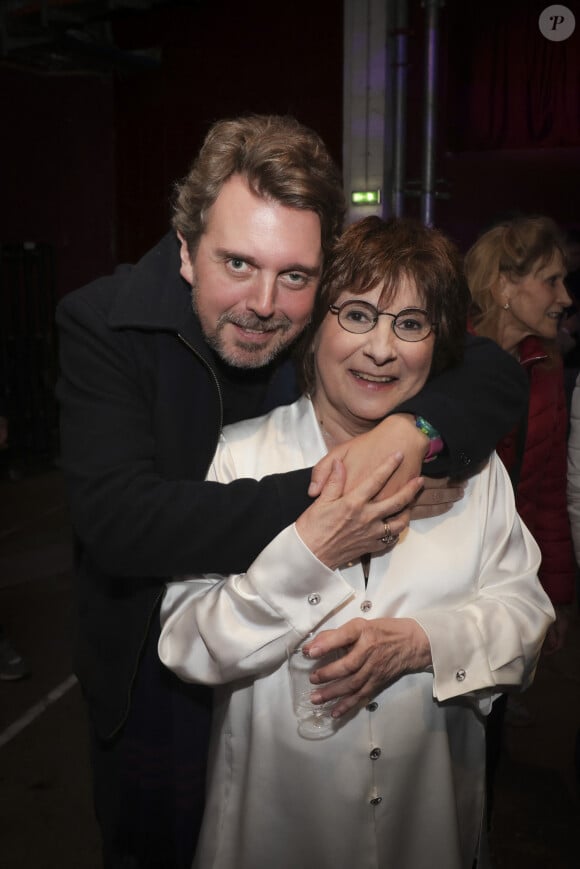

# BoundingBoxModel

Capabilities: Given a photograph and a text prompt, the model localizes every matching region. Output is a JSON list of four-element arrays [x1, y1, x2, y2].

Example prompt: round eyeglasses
[[328, 300, 436, 342]]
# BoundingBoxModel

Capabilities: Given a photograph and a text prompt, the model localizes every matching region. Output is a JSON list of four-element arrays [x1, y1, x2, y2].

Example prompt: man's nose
[[246, 274, 277, 318]]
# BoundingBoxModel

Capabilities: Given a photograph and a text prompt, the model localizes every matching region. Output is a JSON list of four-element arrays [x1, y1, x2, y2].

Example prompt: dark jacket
[[56, 232, 529, 738], [497, 336, 575, 605]]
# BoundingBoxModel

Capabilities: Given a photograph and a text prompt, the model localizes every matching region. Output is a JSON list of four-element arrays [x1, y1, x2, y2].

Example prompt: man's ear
[[177, 232, 195, 286]]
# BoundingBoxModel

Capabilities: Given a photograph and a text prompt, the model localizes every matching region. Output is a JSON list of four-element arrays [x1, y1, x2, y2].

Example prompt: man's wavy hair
[[171, 114, 345, 258], [298, 216, 469, 394]]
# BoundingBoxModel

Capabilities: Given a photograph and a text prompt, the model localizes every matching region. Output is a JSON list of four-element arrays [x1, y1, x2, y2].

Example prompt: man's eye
[[283, 271, 309, 288], [225, 256, 252, 275]]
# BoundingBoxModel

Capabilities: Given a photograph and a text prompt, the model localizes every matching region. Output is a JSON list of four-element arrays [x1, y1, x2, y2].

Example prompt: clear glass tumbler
[[287, 636, 341, 739]]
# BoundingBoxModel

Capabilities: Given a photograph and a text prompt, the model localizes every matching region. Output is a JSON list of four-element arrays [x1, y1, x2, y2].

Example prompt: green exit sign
[[351, 190, 381, 205]]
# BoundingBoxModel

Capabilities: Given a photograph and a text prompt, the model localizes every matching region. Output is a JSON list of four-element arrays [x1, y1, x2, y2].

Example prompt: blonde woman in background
[[466, 215, 575, 643]]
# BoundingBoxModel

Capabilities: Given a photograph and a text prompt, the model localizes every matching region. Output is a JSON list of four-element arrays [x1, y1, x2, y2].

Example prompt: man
[[56, 114, 527, 868]]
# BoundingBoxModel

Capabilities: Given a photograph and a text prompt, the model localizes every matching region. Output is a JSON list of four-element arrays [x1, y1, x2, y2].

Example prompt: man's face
[[179, 174, 323, 368]]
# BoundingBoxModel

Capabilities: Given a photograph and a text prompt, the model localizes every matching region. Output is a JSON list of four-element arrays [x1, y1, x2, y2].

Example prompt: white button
[[455, 668, 466, 682], [370, 796, 383, 806], [369, 747, 381, 760], [308, 593, 321, 605], [360, 600, 372, 613]]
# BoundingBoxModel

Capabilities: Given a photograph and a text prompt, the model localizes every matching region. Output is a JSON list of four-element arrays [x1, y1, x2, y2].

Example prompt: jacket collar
[[107, 231, 210, 358], [517, 335, 549, 366]]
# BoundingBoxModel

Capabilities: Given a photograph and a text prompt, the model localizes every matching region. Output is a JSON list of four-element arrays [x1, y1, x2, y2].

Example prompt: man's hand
[[542, 605, 571, 655], [296, 454, 423, 568], [309, 414, 428, 501], [302, 617, 432, 718], [410, 476, 466, 520]]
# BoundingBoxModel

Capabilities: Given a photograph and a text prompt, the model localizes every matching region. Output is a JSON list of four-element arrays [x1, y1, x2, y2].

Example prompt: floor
[[1, 467, 579, 868]]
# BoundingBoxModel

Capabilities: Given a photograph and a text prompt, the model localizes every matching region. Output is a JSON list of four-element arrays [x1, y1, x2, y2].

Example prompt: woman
[[466, 215, 576, 645], [159, 217, 553, 869]]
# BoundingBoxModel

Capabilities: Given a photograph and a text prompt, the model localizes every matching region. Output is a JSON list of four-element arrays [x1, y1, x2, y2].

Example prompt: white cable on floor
[[0, 673, 77, 749]]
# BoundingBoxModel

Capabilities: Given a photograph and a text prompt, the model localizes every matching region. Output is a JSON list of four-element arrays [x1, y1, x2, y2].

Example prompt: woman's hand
[[308, 414, 428, 500], [296, 454, 424, 568], [302, 616, 432, 718]]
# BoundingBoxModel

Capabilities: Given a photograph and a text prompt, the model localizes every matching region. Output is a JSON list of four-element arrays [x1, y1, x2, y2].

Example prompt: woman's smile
[[349, 369, 398, 386]]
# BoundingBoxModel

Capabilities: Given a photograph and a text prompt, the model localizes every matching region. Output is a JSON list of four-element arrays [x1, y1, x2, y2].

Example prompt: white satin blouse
[[159, 395, 553, 869]]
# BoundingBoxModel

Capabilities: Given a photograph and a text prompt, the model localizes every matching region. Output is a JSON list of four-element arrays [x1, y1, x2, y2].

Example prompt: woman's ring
[[380, 521, 398, 546]]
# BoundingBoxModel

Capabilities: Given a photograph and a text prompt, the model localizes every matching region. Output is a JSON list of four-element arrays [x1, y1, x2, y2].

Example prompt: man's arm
[[310, 334, 528, 498], [160, 460, 422, 685], [395, 334, 528, 476], [56, 291, 312, 579]]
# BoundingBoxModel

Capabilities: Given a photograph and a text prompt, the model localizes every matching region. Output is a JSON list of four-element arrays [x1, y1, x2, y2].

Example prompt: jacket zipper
[[109, 331, 223, 739], [522, 353, 547, 367], [178, 332, 224, 470]]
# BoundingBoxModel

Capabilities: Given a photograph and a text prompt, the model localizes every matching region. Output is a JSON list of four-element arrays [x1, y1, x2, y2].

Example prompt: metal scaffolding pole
[[391, 0, 409, 217], [421, 0, 442, 226]]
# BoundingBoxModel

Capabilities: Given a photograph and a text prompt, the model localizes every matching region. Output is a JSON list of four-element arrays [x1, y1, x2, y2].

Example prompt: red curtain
[[447, 0, 580, 150]]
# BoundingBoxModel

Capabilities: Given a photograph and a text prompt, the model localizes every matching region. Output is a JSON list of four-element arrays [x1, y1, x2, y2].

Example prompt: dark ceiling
[[0, 0, 200, 74]]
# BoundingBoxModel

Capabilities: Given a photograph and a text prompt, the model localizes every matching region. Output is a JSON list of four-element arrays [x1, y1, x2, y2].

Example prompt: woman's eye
[[345, 307, 373, 323], [398, 317, 424, 331]]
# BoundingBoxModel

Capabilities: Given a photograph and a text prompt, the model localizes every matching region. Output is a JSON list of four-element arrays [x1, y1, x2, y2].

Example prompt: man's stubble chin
[[191, 290, 304, 369], [204, 327, 295, 369]]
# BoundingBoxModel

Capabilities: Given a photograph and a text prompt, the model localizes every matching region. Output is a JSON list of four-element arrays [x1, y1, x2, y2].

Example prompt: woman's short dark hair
[[171, 114, 345, 259], [298, 216, 469, 393]]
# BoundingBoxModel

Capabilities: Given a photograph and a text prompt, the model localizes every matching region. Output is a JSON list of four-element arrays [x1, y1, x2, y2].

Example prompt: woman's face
[[501, 251, 570, 344], [312, 276, 435, 439]]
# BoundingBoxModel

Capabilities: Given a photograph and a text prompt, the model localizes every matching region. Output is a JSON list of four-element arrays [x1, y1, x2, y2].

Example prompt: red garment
[[496, 336, 575, 604]]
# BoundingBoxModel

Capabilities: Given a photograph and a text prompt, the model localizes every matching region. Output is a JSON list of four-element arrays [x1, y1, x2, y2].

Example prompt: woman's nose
[[364, 316, 397, 362], [559, 282, 573, 307]]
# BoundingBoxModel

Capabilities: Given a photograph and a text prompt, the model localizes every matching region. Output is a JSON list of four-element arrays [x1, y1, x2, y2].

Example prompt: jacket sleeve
[[414, 455, 554, 707], [56, 291, 312, 579], [396, 334, 529, 477], [567, 373, 580, 565], [531, 367, 575, 604], [159, 524, 355, 684], [159, 432, 355, 683]]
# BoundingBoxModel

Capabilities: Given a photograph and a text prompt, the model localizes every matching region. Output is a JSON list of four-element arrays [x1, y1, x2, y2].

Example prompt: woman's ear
[[492, 273, 512, 310]]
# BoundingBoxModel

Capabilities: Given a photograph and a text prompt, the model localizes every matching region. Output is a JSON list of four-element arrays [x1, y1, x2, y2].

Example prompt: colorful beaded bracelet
[[415, 415, 444, 463]]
